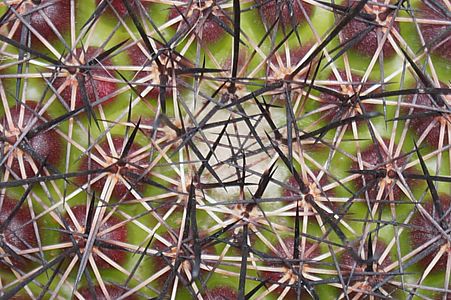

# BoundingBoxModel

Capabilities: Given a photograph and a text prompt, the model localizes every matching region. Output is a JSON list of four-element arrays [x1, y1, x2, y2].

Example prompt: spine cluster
[[0, 0, 449, 299]]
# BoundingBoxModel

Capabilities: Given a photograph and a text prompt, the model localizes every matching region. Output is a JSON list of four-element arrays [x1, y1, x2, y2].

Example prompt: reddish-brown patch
[[255, 0, 313, 28], [340, 240, 393, 299], [1, 101, 62, 177], [0, 196, 37, 269], [62, 205, 128, 269], [341, 0, 399, 57], [79, 284, 137, 300], [203, 286, 238, 300], [411, 195, 451, 271], [9, 295, 32, 300], [406, 88, 450, 148], [78, 136, 147, 200], [168, 1, 230, 43], [419, 0, 451, 60], [436, 292, 451, 300], [9, 0, 70, 45], [140, 118, 170, 141], [53, 47, 117, 110], [96, 0, 149, 16]]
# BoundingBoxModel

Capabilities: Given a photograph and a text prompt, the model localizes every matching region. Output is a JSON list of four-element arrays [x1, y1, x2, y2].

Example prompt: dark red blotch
[[1, 101, 62, 177], [168, 0, 230, 43], [53, 47, 117, 109], [62, 205, 128, 269], [0, 196, 37, 269], [419, 0, 451, 60], [411, 195, 451, 271], [79, 284, 137, 300], [341, 0, 399, 57], [255, 0, 313, 28], [10, 0, 70, 45]]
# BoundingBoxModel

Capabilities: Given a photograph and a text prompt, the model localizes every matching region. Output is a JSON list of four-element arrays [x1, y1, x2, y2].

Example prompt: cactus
[[0, 0, 450, 299]]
